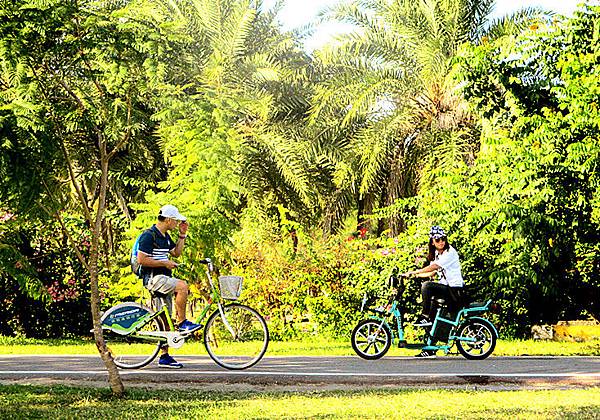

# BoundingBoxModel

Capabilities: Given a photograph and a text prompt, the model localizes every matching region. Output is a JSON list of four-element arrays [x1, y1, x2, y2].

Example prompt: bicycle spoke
[[375, 335, 387, 344], [357, 330, 368, 341]]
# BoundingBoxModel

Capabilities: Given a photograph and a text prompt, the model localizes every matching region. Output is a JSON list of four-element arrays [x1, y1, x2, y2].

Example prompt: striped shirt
[[138, 225, 176, 277]]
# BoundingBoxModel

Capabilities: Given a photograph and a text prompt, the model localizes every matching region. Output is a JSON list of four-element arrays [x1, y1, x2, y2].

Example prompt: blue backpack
[[130, 229, 157, 278]]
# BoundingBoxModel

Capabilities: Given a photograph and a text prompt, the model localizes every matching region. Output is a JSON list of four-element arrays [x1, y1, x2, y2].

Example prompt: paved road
[[1, 355, 599, 388]]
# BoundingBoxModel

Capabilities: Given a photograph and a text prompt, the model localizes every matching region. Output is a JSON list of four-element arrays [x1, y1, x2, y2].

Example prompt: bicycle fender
[[463, 316, 498, 338]]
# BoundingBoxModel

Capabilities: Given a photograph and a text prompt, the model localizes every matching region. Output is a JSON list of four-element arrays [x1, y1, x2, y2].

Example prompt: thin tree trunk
[[88, 143, 124, 396], [357, 195, 366, 233], [290, 228, 298, 254]]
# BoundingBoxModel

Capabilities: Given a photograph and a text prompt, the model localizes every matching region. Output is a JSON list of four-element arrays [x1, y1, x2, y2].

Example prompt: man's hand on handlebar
[[163, 260, 179, 269]]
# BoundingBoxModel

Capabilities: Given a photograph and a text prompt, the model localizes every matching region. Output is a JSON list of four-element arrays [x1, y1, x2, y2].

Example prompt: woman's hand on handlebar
[[403, 270, 436, 279]]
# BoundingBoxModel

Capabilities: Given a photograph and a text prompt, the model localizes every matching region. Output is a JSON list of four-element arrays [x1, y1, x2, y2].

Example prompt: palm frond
[[484, 7, 549, 41]]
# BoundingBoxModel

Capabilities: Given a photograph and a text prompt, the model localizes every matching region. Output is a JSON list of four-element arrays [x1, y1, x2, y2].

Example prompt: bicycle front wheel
[[351, 319, 391, 360], [204, 303, 269, 370]]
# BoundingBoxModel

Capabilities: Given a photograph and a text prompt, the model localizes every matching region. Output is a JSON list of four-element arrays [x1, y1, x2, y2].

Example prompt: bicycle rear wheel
[[203, 303, 269, 370], [101, 303, 164, 369], [455, 318, 497, 360]]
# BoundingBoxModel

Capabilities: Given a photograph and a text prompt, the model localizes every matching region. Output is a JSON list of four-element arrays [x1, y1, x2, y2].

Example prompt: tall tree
[[0, 0, 165, 395]]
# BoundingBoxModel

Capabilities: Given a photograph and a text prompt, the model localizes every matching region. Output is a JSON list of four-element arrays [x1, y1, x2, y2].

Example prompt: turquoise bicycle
[[351, 269, 500, 360], [99, 258, 269, 370]]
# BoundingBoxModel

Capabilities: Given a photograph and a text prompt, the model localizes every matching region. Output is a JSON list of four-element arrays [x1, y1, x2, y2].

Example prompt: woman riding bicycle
[[402, 226, 465, 328]]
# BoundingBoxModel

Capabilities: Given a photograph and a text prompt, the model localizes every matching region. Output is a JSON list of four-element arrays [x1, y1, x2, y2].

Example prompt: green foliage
[[371, 4, 600, 335], [121, 0, 319, 272], [0, 0, 169, 348], [2, 0, 599, 343], [307, 0, 546, 236], [229, 229, 428, 340]]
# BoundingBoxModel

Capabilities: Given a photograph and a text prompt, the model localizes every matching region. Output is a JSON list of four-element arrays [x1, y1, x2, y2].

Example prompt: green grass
[[0, 384, 598, 419], [1, 335, 599, 356]]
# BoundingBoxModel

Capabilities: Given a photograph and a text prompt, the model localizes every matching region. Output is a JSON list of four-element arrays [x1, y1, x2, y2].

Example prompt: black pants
[[421, 281, 463, 318]]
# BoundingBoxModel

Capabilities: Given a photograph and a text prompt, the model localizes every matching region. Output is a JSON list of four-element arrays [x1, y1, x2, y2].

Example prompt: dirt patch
[[1, 377, 597, 393]]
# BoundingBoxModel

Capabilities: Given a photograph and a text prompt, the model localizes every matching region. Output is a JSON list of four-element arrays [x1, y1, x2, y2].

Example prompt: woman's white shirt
[[432, 246, 464, 287]]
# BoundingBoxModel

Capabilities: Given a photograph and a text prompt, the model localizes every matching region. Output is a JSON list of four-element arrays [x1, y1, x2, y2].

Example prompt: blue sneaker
[[178, 319, 202, 334], [158, 354, 183, 369]]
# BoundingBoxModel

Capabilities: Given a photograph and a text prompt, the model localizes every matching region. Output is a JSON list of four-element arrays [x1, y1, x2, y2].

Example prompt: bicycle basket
[[218, 275, 243, 300]]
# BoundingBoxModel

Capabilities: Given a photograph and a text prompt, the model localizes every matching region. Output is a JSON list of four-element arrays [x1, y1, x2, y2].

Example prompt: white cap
[[159, 205, 186, 221]]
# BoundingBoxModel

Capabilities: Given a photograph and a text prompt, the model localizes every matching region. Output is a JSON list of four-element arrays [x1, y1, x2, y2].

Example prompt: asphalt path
[[1, 355, 599, 388]]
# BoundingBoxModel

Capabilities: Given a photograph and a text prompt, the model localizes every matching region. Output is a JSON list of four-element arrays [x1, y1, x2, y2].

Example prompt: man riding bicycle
[[137, 204, 202, 368]]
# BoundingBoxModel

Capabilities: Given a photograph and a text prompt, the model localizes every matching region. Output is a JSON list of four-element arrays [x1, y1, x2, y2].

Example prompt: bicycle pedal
[[398, 340, 407, 348]]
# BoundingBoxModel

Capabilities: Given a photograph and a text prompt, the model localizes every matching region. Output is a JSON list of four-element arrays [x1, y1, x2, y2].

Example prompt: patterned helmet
[[429, 225, 446, 239]]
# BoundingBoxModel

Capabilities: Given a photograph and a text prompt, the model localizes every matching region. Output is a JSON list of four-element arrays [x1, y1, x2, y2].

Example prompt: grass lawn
[[1, 335, 599, 357], [0, 384, 599, 419]]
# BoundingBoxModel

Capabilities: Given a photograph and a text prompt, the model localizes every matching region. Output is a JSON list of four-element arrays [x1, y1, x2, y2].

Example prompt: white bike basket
[[218, 275, 243, 300]]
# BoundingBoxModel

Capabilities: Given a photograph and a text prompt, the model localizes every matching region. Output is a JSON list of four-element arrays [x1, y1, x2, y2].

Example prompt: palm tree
[[310, 0, 544, 235], [128, 0, 320, 245]]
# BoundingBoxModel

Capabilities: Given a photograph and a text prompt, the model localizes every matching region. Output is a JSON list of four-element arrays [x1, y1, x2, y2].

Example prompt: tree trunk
[[357, 195, 366, 233], [290, 228, 298, 254], [89, 256, 125, 396], [88, 149, 124, 396]]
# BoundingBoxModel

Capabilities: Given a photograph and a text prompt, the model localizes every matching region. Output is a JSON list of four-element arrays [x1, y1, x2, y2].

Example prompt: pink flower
[[0, 212, 14, 222]]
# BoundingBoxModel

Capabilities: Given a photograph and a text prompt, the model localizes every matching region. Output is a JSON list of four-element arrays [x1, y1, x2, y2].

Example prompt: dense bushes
[[0, 218, 92, 338], [229, 231, 450, 340]]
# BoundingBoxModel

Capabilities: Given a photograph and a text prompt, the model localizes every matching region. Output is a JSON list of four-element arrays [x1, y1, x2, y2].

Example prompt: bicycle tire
[[203, 303, 269, 370], [455, 318, 497, 360], [351, 319, 392, 360], [101, 303, 164, 369]]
